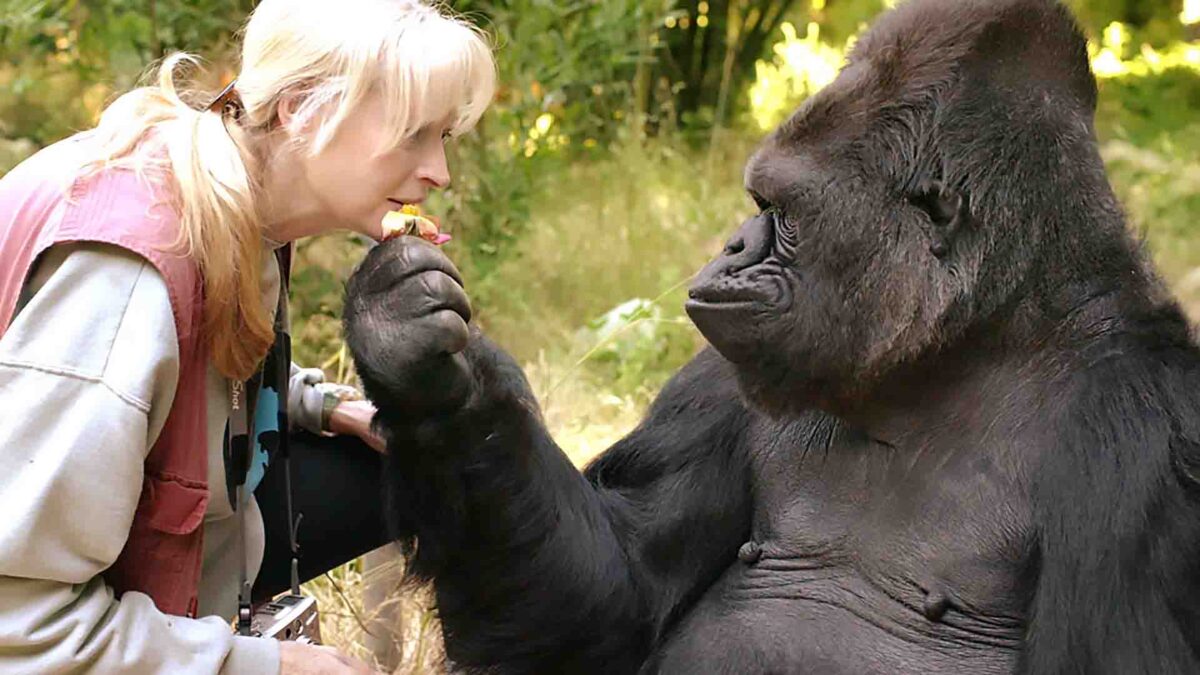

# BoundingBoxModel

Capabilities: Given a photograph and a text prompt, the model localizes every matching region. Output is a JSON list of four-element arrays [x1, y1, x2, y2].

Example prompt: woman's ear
[[275, 93, 301, 132]]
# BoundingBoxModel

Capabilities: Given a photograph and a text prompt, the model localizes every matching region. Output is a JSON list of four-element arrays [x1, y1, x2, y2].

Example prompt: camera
[[250, 593, 322, 644]]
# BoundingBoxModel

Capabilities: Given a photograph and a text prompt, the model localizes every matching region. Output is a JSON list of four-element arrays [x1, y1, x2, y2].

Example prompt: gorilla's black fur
[[344, 0, 1200, 672]]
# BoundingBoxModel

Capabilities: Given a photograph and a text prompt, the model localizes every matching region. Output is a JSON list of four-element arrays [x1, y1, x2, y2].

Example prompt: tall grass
[[463, 137, 756, 358]]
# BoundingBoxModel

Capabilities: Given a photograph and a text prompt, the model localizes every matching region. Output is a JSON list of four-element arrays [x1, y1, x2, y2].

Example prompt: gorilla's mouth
[[685, 267, 791, 365], [686, 210, 793, 309], [685, 267, 792, 310], [684, 212, 796, 363]]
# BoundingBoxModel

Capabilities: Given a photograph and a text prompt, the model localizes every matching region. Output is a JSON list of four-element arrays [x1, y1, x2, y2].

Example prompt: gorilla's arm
[[372, 341, 753, 673], [1022, 355, 1200, 674]]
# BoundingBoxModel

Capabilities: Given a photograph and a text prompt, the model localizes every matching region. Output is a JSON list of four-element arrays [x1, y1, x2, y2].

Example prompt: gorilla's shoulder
[[645, 347, 744, 419], [1053, 327, 1200, 487], [584, 349, 751, 486]]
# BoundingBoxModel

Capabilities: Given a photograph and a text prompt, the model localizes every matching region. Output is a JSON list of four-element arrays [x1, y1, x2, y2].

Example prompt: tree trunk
[[712, 0, 744, 131], [632, 1, 655, 137]]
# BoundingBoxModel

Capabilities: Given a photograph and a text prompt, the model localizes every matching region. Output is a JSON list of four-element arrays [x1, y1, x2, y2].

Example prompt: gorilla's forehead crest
[[770, 0, 1097, 151]]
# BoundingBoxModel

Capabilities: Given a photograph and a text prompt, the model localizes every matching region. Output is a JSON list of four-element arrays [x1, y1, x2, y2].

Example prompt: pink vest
[[0, 134, 210, 618]]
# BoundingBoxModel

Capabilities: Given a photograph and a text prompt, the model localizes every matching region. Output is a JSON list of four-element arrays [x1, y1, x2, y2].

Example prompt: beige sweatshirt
[[0, 242, 306, 673]]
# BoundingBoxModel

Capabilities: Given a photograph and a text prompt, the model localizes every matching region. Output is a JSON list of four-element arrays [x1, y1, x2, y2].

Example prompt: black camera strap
[[229, 375, 255, 636], [228, 244, 301, 636]]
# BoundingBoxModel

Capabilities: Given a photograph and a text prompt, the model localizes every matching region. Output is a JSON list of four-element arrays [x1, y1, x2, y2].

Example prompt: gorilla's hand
[[343, 237, 474, 416]]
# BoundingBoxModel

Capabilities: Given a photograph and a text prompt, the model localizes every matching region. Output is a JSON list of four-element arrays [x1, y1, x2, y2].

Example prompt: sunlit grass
[[465, 136, 756, 370]]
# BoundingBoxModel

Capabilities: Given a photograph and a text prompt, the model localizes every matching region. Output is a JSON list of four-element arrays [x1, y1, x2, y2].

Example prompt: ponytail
[[88, 54, 273, 380]]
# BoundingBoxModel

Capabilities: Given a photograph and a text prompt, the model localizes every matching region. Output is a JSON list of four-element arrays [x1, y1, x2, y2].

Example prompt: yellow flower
[[381, 206, 451, 245]]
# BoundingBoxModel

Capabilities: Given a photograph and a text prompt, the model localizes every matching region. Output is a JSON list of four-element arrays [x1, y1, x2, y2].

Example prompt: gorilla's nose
[[688, 212, 774, 300], [720, 212, 774, 274]]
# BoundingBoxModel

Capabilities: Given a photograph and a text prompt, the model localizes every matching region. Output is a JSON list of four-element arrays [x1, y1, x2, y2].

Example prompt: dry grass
[[303, 556, 444, 673]]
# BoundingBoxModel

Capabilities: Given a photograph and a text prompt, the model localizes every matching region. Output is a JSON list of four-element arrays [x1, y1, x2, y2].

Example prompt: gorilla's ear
[[909, 180, 968, 258]]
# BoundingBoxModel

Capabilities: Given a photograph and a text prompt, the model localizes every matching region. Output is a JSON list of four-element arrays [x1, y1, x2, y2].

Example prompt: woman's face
[[274, 91, 452, 241]]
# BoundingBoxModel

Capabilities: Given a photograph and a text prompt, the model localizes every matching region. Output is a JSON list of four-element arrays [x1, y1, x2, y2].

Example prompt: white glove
[[288, 365, 328, 434], [288, 364, 365, 435]]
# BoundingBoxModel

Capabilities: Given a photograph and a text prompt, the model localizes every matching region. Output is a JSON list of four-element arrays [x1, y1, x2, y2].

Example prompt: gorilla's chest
[[652, 414, 1032, 674]]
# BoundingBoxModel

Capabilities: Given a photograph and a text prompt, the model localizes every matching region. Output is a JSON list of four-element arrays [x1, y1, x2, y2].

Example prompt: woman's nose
[[419, 145, 451, 189]]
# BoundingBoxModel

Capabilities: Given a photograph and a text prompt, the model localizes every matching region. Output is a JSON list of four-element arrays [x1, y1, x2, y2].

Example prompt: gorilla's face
[[686, 101, 969, 412], [685, 0, 1100, 414]]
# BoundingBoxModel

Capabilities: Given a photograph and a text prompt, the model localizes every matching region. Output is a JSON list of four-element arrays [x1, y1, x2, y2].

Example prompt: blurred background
[[2, 0, 1197, 670]]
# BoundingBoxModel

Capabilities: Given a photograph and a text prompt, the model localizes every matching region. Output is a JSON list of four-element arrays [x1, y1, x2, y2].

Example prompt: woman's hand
[[278, 641, 379, 674], [327, 399, 386, 452]]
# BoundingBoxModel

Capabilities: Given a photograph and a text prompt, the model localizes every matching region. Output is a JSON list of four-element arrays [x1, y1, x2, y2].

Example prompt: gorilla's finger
[[352, 238, 465, 297], [404, 270, 472, 325], [422, 308, 471, 355], [400, 350, 474, 412], [390, 239, 465, 287]]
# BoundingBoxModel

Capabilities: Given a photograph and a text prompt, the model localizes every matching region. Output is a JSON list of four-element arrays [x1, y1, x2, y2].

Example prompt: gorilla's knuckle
[[429, 309, 470, 353]]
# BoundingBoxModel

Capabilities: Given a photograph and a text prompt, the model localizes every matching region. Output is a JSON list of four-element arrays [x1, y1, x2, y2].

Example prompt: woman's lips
[[387, 197, 424, 208]]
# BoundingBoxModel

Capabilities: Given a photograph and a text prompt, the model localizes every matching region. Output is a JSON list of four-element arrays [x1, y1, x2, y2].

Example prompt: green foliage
[[0, 0, 244, 159], [1067, 0, 1187, 43], [432, 0, 678, 277], [1104, 141, 1200, 281], [288, 233, 373, 377], [654, 0, 804, 129], [459, 0, 662, 145], [576, 298, 698, 398], [811, 0, 889, 42], [1083, 21, 1200, 283], [455, 135, 757, 396], [1096, 67, 1200, 148]]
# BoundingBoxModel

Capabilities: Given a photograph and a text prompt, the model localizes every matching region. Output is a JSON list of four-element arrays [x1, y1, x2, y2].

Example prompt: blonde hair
[[86, 0, 496, 380]]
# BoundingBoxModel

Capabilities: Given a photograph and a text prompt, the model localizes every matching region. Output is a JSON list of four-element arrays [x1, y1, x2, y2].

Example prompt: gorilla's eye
[[749, 190, 772, 213]]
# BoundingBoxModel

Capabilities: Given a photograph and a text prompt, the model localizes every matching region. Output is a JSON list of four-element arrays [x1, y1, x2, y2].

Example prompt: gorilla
[[344, 0, 1200, 672]]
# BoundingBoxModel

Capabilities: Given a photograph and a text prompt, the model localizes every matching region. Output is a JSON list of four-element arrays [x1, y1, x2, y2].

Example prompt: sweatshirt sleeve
[[0, 243, 279, 674]]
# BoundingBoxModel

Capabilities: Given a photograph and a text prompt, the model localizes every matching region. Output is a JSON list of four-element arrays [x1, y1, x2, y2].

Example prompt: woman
[[0, 0, 495, 672]]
